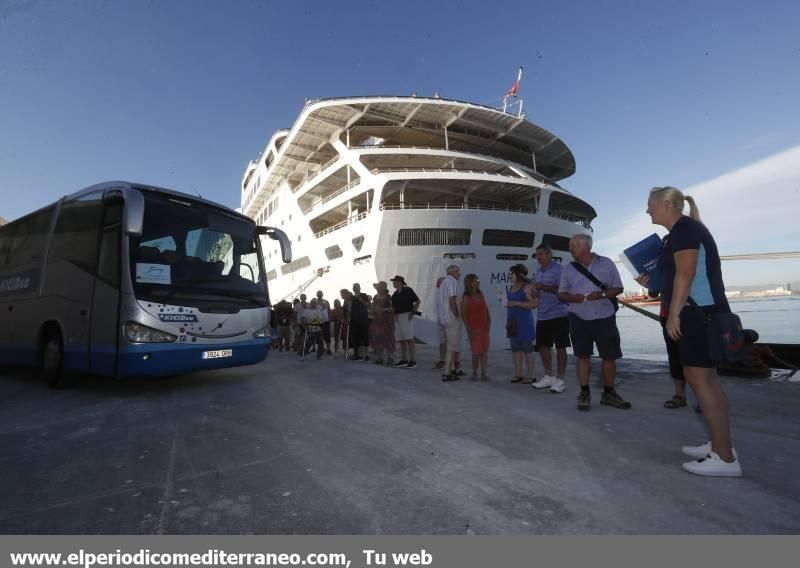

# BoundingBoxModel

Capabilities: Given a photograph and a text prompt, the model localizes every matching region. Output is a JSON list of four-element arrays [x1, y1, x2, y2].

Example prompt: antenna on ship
[[502, 66, 524, 117]]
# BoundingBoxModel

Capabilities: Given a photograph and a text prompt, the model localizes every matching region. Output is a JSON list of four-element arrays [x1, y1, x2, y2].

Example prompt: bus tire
[[42, 328, 65, 389]]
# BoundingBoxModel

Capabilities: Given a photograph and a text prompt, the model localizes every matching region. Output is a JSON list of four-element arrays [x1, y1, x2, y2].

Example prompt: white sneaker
[[532, 375, 556, 389], [549, 379, 566, 393], [682, 442, 738, 460], [682, 451, 742, 477]]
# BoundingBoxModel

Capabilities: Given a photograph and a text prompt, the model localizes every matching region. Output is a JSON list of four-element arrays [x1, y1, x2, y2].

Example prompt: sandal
[[510, 376, 524, 383], [519, 377, 535, 385], [664, 395, 687, 409]]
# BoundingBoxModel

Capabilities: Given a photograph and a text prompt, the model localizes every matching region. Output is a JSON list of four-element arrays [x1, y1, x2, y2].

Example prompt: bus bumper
[[117, 337, 272, 378]]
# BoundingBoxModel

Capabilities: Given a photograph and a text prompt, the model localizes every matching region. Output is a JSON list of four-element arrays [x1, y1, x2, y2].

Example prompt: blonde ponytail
[[649, 186, 701, 222], [684, 195, 701, 222]]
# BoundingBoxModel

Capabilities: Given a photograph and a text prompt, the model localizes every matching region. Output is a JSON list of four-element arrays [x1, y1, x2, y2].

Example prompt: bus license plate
[[202, 349, 232, 360]]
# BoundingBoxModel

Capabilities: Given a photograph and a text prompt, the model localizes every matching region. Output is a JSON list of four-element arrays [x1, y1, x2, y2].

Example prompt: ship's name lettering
[[490, 272, 513, 284]]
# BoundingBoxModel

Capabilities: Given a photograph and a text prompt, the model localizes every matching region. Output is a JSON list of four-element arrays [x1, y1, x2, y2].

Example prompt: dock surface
[[1, 347, 798, 534]]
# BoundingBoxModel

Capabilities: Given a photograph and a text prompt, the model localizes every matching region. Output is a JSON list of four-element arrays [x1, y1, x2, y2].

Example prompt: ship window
[[443, 253, 476, 260], [397, 228, 471, 247], [266, 269, 278, 281], [482, 229, 536, 248], [352, 235, 364, 252], [280, 255, 311, 275], [496, 253, 529, 261], [541, 234, 571, 252], [325, 245, 343, 260]]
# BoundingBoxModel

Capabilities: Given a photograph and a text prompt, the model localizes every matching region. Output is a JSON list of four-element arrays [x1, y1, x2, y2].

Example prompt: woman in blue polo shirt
[[647, 186, 742, 477]]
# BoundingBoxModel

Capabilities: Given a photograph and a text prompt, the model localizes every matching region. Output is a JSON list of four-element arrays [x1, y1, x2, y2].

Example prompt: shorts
[[677, 306, 716, 368], [660, 316, 685, 380], [536, 317, 571, 349], [568, 313, 622, 360], [395, 314, 415, 341], [438, 323, 447, 345], [444, 318, 462, 352], [509, 337, 535, 353]]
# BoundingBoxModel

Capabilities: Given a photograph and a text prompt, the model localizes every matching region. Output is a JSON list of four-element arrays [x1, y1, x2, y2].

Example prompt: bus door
[[89, 199, 123, 376], [44, 192, 104, 373]]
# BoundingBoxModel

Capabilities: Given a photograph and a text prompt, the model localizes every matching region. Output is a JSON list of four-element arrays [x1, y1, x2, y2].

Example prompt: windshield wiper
[[202, 290, 268, 306]]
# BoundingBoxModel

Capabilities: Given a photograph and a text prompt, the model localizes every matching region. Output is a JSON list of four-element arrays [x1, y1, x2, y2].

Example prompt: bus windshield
[[132, 192, 267, 307]]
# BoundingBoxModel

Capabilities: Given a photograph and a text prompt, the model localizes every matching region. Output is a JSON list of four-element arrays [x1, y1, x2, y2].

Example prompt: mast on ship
[[502, 66, 525, 117]]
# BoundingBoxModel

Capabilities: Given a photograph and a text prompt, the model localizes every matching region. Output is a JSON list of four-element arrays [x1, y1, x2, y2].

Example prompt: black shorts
[[677, 306, 716, 368], [568, 313, 622, 360], [536, 317, 571, 349], [660, 316, 685, 380]]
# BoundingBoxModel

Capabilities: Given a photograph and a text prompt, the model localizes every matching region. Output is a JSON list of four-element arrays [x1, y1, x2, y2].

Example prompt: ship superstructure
[[241, 96, 595, 346]]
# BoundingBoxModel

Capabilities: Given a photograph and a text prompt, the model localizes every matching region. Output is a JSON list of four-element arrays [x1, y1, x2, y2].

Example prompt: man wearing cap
[[391, 275, 420, 368]]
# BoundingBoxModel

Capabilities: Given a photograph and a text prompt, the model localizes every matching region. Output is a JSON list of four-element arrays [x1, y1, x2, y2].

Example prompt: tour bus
[[0, 181, 291, 386]]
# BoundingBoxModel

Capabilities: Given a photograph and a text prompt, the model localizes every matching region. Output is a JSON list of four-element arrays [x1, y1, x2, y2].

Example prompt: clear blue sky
[[2, 0, 799, 284]]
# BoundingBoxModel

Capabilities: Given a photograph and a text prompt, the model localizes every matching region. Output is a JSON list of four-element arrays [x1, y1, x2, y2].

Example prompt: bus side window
[[97, 230, 120, 288], [0, 225, 12, 268], [5, 206, 55, 269], [96, 202, 122, 288], [48, 194, 104, 275]]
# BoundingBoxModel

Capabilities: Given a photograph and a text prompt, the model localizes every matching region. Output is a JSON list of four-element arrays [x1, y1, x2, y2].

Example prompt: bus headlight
[[124, 322, 178, 343], [252, 326, 270, 338]]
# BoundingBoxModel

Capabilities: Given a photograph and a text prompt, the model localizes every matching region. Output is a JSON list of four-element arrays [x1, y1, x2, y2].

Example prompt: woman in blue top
[[507, 264, 538, 384], [647, 186, 741, 477]]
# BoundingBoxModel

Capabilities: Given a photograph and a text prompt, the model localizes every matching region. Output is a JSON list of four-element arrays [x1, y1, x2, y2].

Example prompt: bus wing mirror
[[257, 226, 292, 264], [122, 189, 145, 236]]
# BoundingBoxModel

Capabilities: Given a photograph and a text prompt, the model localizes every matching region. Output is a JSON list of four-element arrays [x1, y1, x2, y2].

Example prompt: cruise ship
[[240, 96, 595, 347]]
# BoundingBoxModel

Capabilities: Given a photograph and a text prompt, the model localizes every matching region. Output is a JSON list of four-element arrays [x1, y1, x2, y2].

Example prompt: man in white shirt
[[316, 290, 332, 355], [437, 265, 463, 381]]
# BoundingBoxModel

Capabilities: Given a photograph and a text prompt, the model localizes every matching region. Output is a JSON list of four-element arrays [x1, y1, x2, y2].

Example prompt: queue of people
[[266, 187, 744, 477]]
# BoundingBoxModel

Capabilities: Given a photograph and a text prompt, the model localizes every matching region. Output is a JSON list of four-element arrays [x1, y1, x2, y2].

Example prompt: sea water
[[616, 296, 800, 361]]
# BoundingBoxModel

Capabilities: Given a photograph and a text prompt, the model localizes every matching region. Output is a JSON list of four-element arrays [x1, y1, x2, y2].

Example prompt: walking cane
[[300, 325, 308, 362], [344, 313, 351, 361], [334, 320, 343, 360]]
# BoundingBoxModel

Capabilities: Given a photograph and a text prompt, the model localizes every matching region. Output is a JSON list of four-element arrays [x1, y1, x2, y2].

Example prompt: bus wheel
[[42, 330, 65, 389]]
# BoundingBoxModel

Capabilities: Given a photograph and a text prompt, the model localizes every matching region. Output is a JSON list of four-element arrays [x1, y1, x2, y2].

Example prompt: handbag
[[505, 318, 518, 338], [687, 298, 746, 363], [570, 262, 619, 312]]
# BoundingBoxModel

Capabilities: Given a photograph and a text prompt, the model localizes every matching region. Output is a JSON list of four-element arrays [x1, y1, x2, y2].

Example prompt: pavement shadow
[[0, 364, 262, 400]]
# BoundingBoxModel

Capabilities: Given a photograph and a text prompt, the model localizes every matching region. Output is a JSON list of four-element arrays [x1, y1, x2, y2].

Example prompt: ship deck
[[1, 347, 798, 534]]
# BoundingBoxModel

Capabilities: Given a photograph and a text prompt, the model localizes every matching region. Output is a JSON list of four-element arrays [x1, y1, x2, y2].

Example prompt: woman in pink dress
[[462, 274, 491, 381]]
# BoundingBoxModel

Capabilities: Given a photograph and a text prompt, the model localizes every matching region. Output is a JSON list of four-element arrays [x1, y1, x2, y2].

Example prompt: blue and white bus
[[0, 181, 290, 386]]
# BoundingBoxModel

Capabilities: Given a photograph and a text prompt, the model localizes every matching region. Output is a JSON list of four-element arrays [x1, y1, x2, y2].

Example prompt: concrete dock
[[1, 347, 798, 534]]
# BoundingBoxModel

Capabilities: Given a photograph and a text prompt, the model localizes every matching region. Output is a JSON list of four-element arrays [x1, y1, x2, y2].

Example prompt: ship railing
[[301, 179, 362, 215], [549, 212, 593, 231], [370, 167, 520, 178], [379, 202, 592, 230], [379, 202, 537, 214], [292, 156, 342, 193], [313, 212, 369, 239], [350, 146, 557, 183]]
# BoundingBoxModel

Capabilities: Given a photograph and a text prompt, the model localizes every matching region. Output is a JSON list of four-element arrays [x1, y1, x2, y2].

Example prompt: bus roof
[[66, 181, 252, 224]]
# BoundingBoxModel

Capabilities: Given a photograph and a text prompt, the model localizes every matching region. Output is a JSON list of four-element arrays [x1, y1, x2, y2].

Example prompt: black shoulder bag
[[686, 297, 746, 363], [570, 262, 619, 313]]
